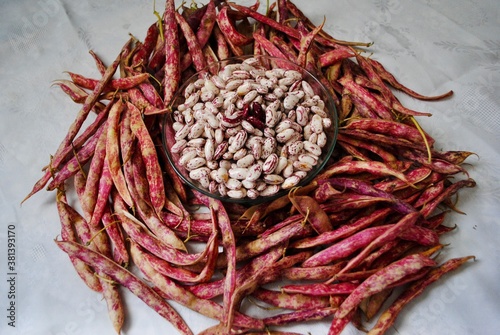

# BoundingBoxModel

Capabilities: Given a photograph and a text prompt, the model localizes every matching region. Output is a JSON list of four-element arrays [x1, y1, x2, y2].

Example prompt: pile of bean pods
[[25, 1, 477, 334]]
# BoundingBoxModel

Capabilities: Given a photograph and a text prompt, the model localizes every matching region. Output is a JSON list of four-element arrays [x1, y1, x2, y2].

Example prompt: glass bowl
[[161, 55, 338, 204]]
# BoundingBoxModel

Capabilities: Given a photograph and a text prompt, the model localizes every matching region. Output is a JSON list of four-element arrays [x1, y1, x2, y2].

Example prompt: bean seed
[[213, 141, 228, 160], [194, 78, 205, 88], [260, 184, 281, 196], [293, 160, 313, 172], [172, 121, 184, 132], [171, 139, 187, 154], [215, 167, 229, 183], [301, 80, 315, 97], [282, 175, 301, 189], [226, 178, 243, 190], [228, 130, 247, 153], [208, 180, 218, 194], [226, 79, 243, 91], [252, 141, 263, 160], [204, 79, 219, 94], [206, 160, 218, 170], [232, 70, 251, 79], [264, 127, 276, 138], [200, 90, 215, 102], [214, 129, 224, 144], [243, 90, 259, 104], [283, 160, 294, 178], [204, 113, 219, 128], [204, 139, 215, 161], [184, 91, 200, 107], [264, 93, 278, 101], [204, 125, 214, 139], [299, 153, 318, 166], [283, 94, 300, 109], [227, 189, 247, 199], [276, 128, 296, 143], [218, 183, 227, 196], [296, 106, 309, 126], [279, 77, 297, 86], [175, 124, 191, 140], [275, 156, 288, 174], [311, 105, 328, 118], [264, 174, 284, 184], [310, 114, 324, 134], [187, 138, 206, 148], [246, 164, 262, 182], [317, 132, 328, 148], [289, 79, 302, 92], [194, 102, 205, 111], [222, 151, 234, 160], [205, 101, 218, 114], [323, 117, 333, 129], [179, 148, 197, 166], [242, 179, 256, 189], [219, 160, 231, 170], [189, 167, 210, 180], [237, 154, 255, 168], [288, 141, 304, 156], [233, 148, 248, 161], [262, 153, 279, 174], [308, 132, 318, 144], [247, 189, 259, 199], [228, 167, 248, 180], [273, 87, 285, 99], [211, 75, 226, 89], [226, 125, 243, 137], [188, 122, 205, 139], [293, 170, 308, 179], [256, 180, 267, 191], [186, 157, 206, 170], [212, 96, 224, 107], [184, 82, 196, 98], [285, 70, 302, 80], [304, 140, 322, 156]]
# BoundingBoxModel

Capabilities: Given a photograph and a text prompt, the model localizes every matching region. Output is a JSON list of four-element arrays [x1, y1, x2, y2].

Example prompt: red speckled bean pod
[[56, 240, 193, 335], [217, 6, 253, 46], [128, 101, 166, 217], [162, 0, 180, 107], [56, 191, 102, 292], [368, 256, 475, 335], [46, 122, 106, 191], [335, 253, 437, 319], [176, 12, 208, 73], [367, 57, 454, 101]]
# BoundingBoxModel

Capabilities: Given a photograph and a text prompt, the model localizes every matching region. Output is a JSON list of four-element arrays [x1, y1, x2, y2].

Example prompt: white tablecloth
[[1, 1, 499, 334]]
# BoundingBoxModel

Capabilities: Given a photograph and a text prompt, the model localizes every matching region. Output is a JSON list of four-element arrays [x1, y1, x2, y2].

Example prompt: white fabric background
[[0, 0, 499, 334]]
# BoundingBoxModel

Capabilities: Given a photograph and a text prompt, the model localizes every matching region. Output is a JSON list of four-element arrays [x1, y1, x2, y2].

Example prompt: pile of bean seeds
[[170, 57, 333, 199]]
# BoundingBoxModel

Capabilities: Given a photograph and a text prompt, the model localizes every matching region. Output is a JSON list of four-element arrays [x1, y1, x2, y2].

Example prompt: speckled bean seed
[[282, 175, 301, 189], [227, 189, 247, 199], [260, 184, 280, 196], [228, 167, 248, 180], [237, 154, 255, 168], [186, 157, 206, 170], [246, 164, 262, 182]]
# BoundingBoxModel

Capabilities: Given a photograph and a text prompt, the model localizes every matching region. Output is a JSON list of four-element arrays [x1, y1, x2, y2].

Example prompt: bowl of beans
[[162, 55, 338, 203]]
